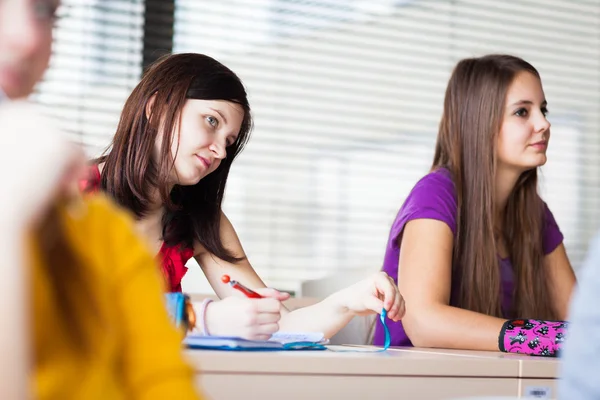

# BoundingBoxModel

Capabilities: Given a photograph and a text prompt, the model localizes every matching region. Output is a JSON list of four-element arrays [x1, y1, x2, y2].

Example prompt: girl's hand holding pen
[[203, 276, 290, 340]]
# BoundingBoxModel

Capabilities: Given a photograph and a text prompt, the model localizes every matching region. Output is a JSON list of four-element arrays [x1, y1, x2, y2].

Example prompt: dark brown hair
[[433, 54, 557, 320], [96, 53, 252, 262]]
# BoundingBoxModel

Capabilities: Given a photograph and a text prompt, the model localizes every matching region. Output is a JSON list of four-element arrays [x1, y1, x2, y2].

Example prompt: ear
[[145, 93, 157, 120]]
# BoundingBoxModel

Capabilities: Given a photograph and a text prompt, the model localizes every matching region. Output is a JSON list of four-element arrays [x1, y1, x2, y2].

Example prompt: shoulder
[[387, 169, 457, 247], [398, 169, 457, 230], [411, 168, 456, 205], [65, 194, 133, 237], [62, 194, 156, 279]]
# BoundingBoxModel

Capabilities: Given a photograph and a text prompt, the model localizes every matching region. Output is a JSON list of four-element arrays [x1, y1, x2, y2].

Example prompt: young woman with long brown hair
[[0, 0, 202, 398], [84, 52, 405, 340], [373, 54, 576, 355]]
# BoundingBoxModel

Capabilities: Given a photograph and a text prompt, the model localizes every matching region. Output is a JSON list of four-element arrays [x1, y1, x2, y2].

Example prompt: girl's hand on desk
[[204, 290, 289, 340], [331, 271, 405, 322]]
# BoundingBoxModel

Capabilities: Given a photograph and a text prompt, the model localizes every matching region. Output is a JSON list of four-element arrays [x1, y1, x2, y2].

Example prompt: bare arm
[[399, 219, 505, 350], [544, 243, 576, 320], [273, 271, 402, 338], [196, 212, 403, 339], [195, 212, 275, 302]]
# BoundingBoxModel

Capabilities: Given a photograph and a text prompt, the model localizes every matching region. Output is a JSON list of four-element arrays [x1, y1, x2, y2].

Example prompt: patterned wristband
[[498, 318, 568, 357], [198, 299, 213, 336]]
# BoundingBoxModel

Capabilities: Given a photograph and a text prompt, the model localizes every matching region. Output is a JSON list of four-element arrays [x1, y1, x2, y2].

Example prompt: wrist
[[198, 299, 213, 336], [324, 290, 351, 316]]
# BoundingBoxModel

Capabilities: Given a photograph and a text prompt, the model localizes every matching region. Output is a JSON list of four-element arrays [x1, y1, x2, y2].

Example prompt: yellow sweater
[[32, 195, 202, 399]]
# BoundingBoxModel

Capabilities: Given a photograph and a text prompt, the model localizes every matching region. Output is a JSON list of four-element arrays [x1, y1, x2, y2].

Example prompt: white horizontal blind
[[32, 0, 145, 156], [174, 0, 600, 292]]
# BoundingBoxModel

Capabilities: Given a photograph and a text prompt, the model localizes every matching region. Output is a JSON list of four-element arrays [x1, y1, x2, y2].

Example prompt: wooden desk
[[183, 296, 559, 398], [516, 355, 558, 398], [186, 346, 560, 400], [386, 347, 560, 399], [186, 346, 527, 400]]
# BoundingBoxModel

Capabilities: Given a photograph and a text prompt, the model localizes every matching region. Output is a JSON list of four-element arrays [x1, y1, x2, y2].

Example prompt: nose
[[209, 139, 227, 160], [535, 111, 551, 135]]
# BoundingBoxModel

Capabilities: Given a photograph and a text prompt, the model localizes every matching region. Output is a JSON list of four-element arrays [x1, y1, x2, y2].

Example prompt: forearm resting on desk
[[403, 304, 506, 351], [278, 293, 355, 339]]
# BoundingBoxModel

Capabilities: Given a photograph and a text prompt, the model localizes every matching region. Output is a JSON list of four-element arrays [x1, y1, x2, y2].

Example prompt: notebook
[[183, 331, 328, 351]]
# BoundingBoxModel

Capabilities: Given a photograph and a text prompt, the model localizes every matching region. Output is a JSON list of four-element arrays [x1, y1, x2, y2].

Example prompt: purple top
[[373, 168, 564, 347]]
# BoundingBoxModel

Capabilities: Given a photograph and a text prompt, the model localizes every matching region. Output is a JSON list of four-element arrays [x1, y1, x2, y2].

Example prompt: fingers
[[362, 295, 385, 315], [385, 275, 403, 321], [252, 323, 279, 341], [371, 272, 406, 322], [372, 271, 396, 311], [246, 299, 280, 340], [386, 292, 405, 322], [255, 311, 281, 325], [253, 297, 282, 313], [254, 287, 291, 301], [396, 298, 406, 320]]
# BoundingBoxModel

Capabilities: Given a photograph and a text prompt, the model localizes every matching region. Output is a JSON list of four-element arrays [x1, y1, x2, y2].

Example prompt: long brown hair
[[433, 54, 557, 320], [97, 53, 252, 262]]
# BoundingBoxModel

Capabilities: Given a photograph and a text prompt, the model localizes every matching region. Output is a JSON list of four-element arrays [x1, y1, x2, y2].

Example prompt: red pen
[[221, 275, 263, 299]]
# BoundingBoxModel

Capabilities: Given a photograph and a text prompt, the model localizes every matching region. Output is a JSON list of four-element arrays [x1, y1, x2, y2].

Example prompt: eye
[[205, 115, 218, 128], [541, 107, 549, 117], [227, 137, 237, 147], [514, 108, 528, 117]]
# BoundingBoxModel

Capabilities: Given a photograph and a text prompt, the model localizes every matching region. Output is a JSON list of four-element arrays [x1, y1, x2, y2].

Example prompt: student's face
[[156, 99, 244, 186], [0, 0, 57, 99], [497, 71, 551, 172]]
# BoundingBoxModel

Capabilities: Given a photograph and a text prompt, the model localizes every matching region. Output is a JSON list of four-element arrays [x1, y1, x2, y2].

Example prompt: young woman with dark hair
[[84, 52, 405, 340]]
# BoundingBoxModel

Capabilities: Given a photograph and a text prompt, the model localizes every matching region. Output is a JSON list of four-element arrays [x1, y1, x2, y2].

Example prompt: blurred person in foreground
[[0, 1, 202, 398], [559, 231, 600, 399]]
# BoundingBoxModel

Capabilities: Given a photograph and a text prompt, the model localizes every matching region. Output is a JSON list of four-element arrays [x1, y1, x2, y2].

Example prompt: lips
[[529, 140, 548, 149], [196, 154, 211, 169]]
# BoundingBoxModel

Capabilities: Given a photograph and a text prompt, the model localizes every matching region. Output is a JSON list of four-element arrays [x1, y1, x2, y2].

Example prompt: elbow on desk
[[401, 308, 449, 348]]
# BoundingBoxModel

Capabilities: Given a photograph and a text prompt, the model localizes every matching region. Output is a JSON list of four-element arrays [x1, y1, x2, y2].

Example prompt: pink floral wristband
[[498, 318, 567, 357]]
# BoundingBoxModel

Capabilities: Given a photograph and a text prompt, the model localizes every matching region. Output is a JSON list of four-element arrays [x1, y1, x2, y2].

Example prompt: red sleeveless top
[[80, 165, 194, 292]]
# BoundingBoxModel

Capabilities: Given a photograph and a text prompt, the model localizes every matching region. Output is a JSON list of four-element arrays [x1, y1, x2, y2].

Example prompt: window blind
[[33, 0, 145, 156], [173, 0, 600, 292], [34, 0, 600, 293]]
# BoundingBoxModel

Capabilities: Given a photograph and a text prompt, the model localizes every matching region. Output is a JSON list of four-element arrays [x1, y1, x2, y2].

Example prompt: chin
[[535, 155, 548, 167], [520, 157, 547, 171], [179, 176, 203, 187], [174, 170, 202, 187]]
